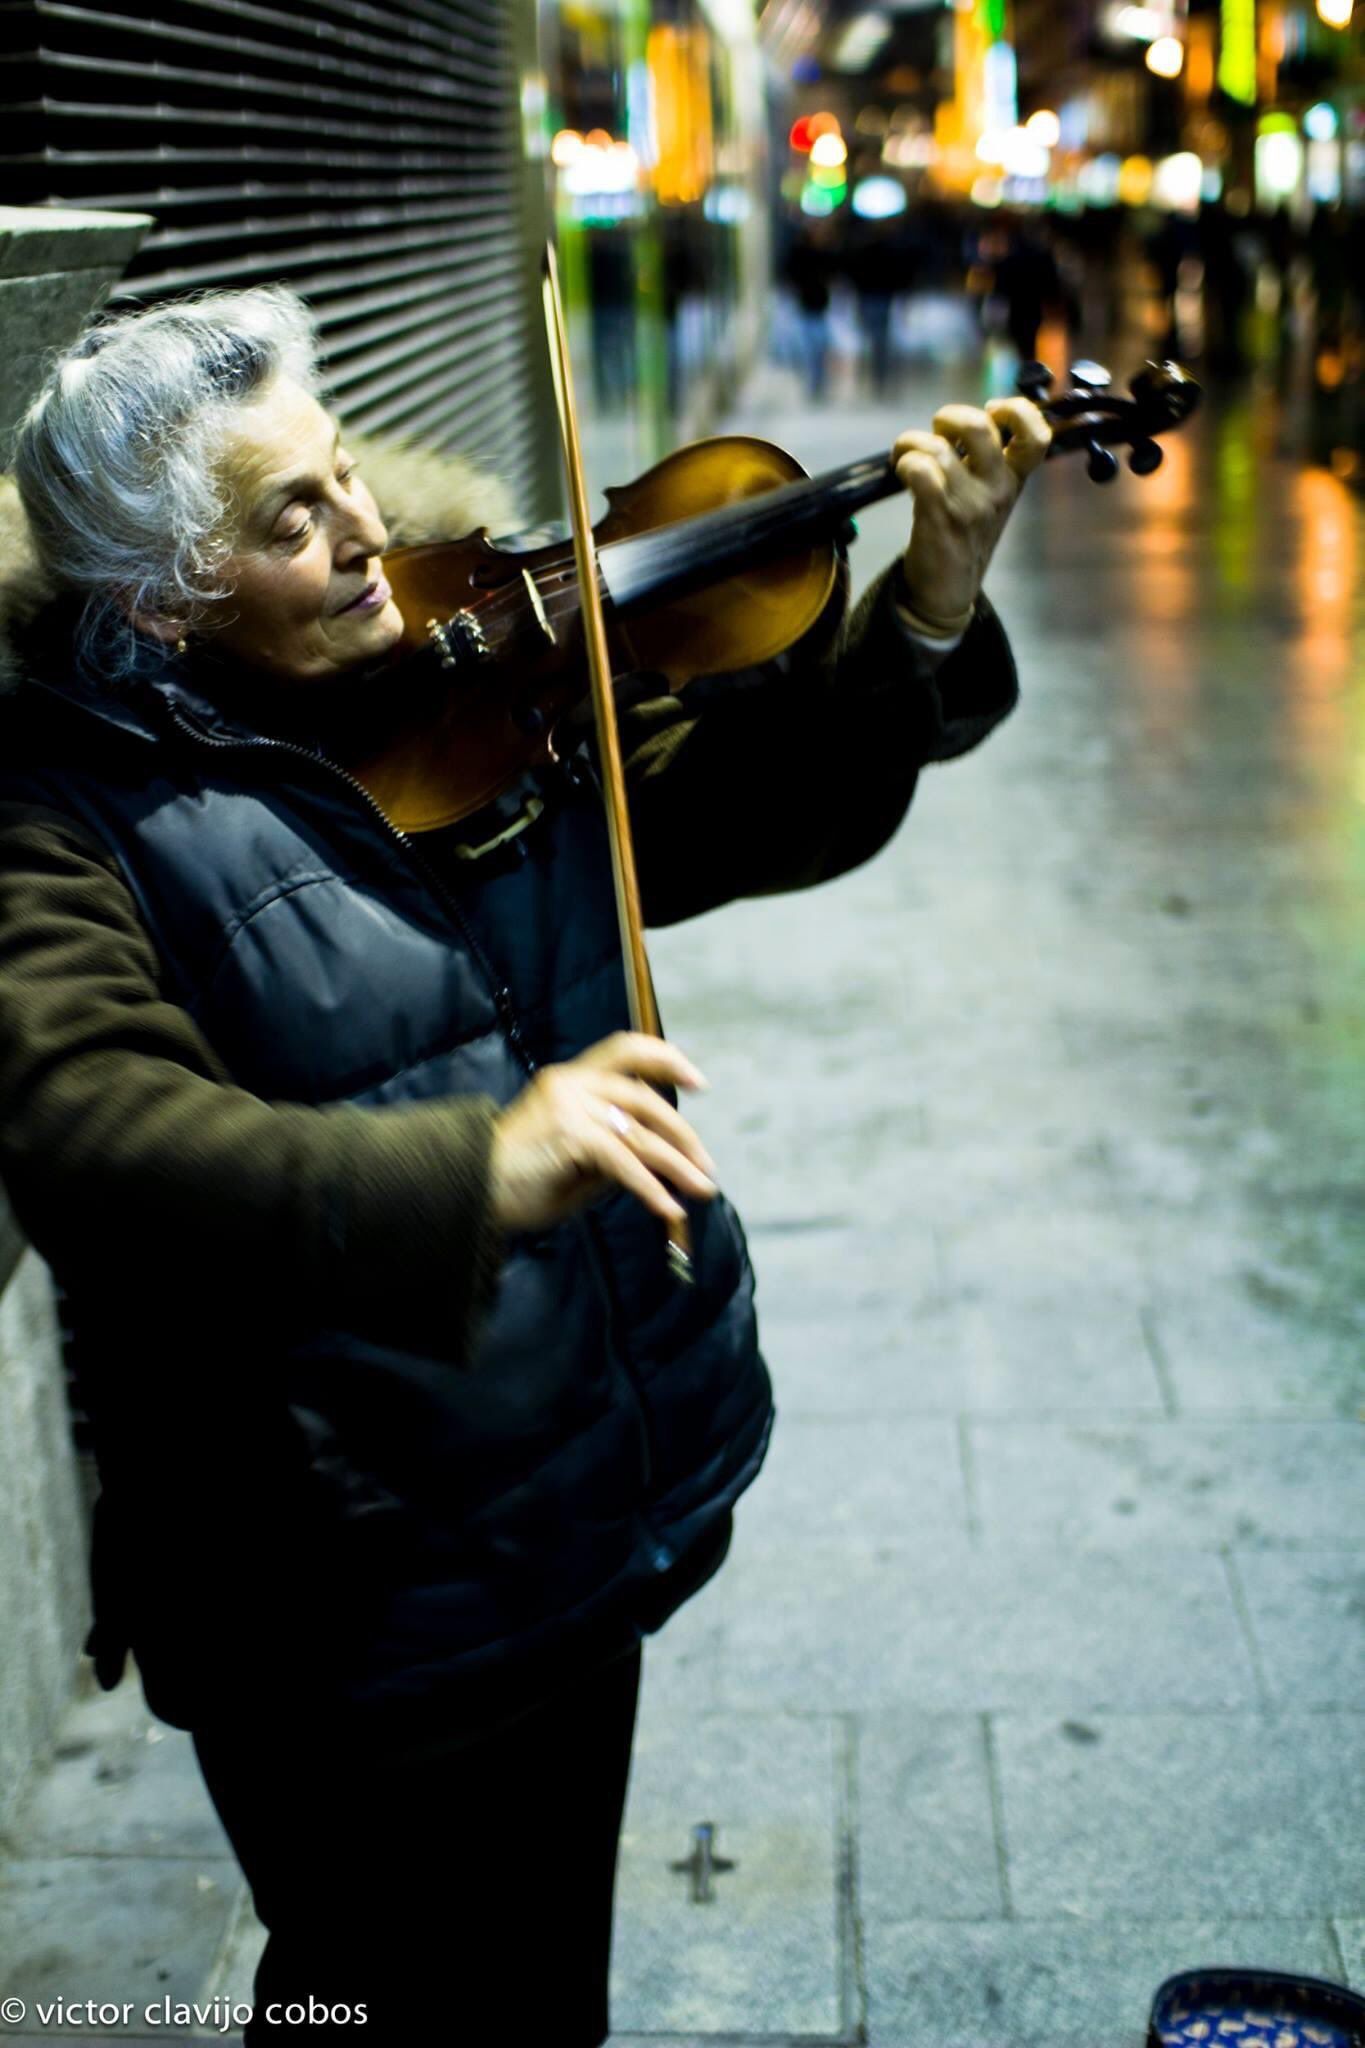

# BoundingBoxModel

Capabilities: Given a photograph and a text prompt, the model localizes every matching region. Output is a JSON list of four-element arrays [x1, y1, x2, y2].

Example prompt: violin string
[[461, 478, 828, 653]]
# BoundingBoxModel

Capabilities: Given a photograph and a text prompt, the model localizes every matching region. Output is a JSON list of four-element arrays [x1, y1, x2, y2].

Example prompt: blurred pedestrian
[[1200, 200, 1252, 374], [782, 220, 837, 399], [845, 218, 915, 399], [588, 227, 636, 414], [975, 219, 1063, 365]]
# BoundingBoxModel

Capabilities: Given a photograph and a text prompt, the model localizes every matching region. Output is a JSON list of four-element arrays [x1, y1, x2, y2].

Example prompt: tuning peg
[[1015, 359, 1054, 403], [1128, 438, 1163, 476], [1086, 440, 1120, 483], [1069, 360, 1112, 391], [1129, 361, 1201, 428]]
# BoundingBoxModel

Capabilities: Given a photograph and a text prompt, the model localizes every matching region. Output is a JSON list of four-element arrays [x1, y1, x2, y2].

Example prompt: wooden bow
[[540, 242, 693, 1286]]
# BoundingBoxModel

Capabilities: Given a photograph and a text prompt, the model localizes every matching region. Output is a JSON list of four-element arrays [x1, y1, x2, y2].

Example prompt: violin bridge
[[522, 567, 557, 645]]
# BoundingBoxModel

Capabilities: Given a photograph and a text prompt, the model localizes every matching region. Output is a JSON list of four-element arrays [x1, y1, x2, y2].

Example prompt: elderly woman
[[0, 287, 1047, 2041]]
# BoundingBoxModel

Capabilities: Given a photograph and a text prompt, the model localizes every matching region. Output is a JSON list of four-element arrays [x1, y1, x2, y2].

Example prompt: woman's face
[[205, 377, 405, 684]]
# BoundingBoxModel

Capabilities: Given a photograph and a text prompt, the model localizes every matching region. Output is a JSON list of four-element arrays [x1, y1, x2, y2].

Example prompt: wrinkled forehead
[[214, 377, 337, 521]]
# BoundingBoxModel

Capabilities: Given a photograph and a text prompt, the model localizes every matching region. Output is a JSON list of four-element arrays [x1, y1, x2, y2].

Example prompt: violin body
[[367, 434, 838, 833], [597, 436, 837, 681]]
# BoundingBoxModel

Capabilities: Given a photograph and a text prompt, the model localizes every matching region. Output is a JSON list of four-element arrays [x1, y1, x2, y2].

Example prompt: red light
[[790, 111, 840, 154]]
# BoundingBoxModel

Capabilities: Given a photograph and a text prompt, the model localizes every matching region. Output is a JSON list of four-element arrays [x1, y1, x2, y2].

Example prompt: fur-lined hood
[[0, 432, 523, 698]]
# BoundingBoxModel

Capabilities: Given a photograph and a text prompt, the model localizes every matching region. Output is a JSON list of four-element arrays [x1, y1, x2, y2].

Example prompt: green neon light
[[1219, 0, 1257, 106]]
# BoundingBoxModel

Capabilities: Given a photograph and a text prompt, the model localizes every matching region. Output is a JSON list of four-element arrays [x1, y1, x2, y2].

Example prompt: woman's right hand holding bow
[[490, 1032, 718, 1233]]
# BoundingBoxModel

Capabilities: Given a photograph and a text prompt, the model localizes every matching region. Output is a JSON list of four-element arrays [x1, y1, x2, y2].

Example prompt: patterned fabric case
[[1149, 1969, 1365, 2048]]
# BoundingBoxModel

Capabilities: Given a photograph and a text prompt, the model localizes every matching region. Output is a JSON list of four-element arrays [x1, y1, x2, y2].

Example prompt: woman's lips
[[337, 574, 392, 616]]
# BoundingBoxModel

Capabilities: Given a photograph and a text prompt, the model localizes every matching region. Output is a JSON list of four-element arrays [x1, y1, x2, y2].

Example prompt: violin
[[352, 356, 1200, 838]]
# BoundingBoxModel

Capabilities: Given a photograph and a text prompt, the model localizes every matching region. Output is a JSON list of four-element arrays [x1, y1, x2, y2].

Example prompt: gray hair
[[13, 286, 321, 681]]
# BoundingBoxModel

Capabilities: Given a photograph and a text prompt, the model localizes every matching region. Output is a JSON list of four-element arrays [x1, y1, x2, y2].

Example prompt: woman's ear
[[130, 609, 186, 646]]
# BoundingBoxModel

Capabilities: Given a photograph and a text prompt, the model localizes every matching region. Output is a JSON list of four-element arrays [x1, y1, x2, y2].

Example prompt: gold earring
[[176, 636, 188, 655]]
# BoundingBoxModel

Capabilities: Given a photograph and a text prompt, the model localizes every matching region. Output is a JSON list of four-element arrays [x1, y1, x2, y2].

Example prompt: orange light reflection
[[1290, 465, 1359, 705]]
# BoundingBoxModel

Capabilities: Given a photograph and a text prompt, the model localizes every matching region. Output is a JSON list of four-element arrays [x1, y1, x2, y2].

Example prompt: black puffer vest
[[3, 654, 772, 1737]]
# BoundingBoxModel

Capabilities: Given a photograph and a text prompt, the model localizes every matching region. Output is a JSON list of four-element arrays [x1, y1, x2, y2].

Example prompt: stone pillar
[[0, 205, 151, 1835], [0, 204, 152, 462]]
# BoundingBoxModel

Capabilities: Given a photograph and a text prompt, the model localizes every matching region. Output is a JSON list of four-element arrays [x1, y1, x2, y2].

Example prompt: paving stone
[[3, 1677, 232, 1862], [951, 1288, 1164, 1415], [638, 1581, 727, 1712], [939, 1202, 1148, 1300], [0, 1856, 240, 2017], [970, 1420, 1365, 1549], [863, 1917, 1345, 2048], [857, 1713, 1004, 1923], [610, 1709, 844, 2038], [732, 1415, 969, 1552], [704, 1541, 1256, 1712], [1230, 1552, 1365, 1709], [1144, 1285, 1364, 1417], [760, 1287, 1167, 1418], [892, 1137, 1121, 1227], [756, 1292, 954, 1417], [193, 1883, 263, 2019], [1332, 1918, 1365, 1991], [996, 1713, 1365, 1918], [748, 1215, 942, 1331]]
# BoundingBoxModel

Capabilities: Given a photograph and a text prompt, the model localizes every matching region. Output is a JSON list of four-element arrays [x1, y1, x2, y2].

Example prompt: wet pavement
[[1, 345, 1363, 2046]]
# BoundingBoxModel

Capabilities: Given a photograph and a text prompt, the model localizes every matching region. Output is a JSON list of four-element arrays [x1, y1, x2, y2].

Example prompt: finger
[[592, 1076, 718, 1176], [986, 397, 1052, 483], [580, 1032, 708, 1090], [583, 1124, 690, 1224], [892, 429, 955, 474], [931, 405, 1008, 482], [608, 1116, 718, 1203], [893, 449, 950, 508]]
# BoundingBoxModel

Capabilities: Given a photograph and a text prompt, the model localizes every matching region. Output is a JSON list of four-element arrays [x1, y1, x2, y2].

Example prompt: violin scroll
[[1016, 357, 1202, 482]]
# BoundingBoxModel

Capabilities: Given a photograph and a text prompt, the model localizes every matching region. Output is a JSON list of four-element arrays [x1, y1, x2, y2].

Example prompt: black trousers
[[191, 1644, 643, 2047]]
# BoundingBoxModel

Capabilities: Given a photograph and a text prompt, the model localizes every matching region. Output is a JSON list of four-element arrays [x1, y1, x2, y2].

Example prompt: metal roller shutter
[[4, 0, 543, 510]]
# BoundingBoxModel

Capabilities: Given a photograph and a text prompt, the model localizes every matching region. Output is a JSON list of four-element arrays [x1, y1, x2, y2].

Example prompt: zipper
[[165, 700, 666, 1509]]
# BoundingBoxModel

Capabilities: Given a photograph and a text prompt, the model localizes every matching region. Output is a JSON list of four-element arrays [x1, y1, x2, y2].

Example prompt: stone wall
[[0, 206, 150, 1837], [0, 1247, 91, 1841]]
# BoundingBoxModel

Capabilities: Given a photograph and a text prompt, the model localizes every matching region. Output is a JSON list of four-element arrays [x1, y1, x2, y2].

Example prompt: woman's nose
[[336, 494, 388, 563]]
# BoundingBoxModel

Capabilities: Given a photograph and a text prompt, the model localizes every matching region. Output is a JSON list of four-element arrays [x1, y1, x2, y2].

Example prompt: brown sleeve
[[620, 560, 1020, 928], [0, 805, 503, 1365]]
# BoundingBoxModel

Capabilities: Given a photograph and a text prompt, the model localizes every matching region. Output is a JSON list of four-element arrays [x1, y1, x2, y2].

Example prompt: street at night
[[4, 0, 1365, 2039], [5, 349, 1361, 2046]]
